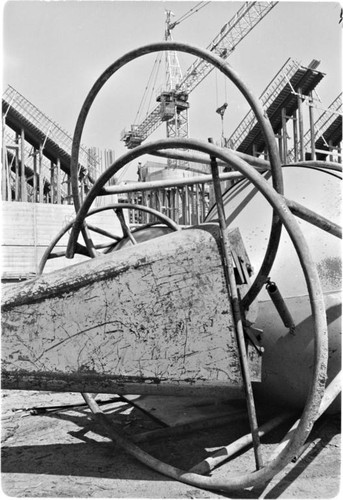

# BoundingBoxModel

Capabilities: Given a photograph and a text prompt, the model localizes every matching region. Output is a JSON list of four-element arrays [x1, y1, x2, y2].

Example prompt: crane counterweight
[[157, 91, 189, 122]]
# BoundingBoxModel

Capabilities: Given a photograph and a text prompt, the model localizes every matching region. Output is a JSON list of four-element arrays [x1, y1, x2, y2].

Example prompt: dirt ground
[[1, 390, 341, 499]]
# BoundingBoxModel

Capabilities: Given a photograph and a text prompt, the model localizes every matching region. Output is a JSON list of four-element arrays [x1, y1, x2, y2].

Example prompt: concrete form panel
[[1, 225, 252, 393]]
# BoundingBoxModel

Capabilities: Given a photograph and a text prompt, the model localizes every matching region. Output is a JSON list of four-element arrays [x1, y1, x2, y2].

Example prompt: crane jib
[[121, 2, 278, 148]]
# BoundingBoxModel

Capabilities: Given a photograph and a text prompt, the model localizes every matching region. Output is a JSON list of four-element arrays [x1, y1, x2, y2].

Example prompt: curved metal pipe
[[69, 41, 283, 304], [150, 148, 270, 171], [284, 160, 342, 172], [76, 138, 328, 490], [102, 171, 243, 195], [150, 151, 343, 176], [286, 197, 342, 238], [38, 203, 179, 274]]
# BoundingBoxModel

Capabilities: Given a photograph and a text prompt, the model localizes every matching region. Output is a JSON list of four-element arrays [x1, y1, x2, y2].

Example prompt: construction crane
[[157, 9, 190, 145], [121, 1, 278, 149]]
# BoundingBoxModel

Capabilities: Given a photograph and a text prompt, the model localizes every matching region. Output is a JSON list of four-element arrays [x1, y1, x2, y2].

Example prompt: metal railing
[[3, 85, 100, 176], [229, 58, 301, 149], [287, 93, 342, 162], [3, 129, 71, 203]]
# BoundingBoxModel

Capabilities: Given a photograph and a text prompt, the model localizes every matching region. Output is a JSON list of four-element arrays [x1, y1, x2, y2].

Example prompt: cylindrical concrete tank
[[206, 166, 341, 411]]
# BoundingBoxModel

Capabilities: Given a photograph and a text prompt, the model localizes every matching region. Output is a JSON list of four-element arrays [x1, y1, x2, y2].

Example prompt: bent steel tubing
[[285, 160, 343, 173], [70, 138, 328, 489], [285, 198, 342, 239], [68, 41, 283, 303], [38, 203, 179, 274]]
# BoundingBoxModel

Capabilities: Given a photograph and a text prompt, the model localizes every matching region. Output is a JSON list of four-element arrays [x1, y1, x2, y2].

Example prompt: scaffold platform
[[2, 86, 99, 177], [229, 58, 325, 156]]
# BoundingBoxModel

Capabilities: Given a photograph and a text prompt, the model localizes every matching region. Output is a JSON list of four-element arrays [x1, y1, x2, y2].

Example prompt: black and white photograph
[[1, 0, 342, 498]]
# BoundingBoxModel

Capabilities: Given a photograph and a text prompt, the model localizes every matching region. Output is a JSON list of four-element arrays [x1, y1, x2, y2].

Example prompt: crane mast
[[158, 10, 190, 147], [164, 10, 183, 92], [121, 1, 277, 149]]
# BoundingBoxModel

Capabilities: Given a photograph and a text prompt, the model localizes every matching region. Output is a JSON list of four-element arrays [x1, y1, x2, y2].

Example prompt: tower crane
[[157, 9, 190, 145], [121, 1, 278, 150]]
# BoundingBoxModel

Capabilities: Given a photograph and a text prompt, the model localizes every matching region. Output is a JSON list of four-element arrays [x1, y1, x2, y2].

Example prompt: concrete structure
[[2, 225, 260, 394]]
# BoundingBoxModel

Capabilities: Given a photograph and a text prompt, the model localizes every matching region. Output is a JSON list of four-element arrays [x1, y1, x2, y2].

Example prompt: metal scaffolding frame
[[3, 86, 98, 172], [286, 93, 342, 162], [1, 86, 105, 203], [229, 58, 302, 149]]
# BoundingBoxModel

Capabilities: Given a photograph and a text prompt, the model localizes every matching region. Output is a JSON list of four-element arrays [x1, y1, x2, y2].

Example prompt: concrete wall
[[1, 201, 124, 280]]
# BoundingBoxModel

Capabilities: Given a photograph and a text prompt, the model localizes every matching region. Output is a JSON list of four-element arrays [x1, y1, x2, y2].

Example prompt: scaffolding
[[229, 59, 300, 148], [306, 93, 342, 160], [228, 58, 325, 159], [286, 94, 342, 162], [3, 86, 97, 171], [2, 128, 71, 203], [2, 85, 103, 203]]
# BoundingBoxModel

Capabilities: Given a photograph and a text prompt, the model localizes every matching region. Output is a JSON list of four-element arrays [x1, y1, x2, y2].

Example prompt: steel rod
[[68, 41, 284, 292], [27, 396, 121, 415], [74, 138, 328, 489], [286, 197, 342, 238], [266, 279, 295, 332], [86, 223, 122, 242], [102, 171, 243, 195], [150, 148, 270, 171], [117, 208, 136, 244], [284, 160, 342, 172], [64, 38, 330, 487], [38, 202, 179, 274], [189, 413, 294, 475], [208, 138, 263, 470]]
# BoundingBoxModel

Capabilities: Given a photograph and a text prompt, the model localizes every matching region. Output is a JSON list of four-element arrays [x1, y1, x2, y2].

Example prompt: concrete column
[[292, 111, 298, 161], [39, 144, 44, 203], [50, 161, 55, 204], [33, 149, 37, 202], [308, 91, 316, 160], [15, 134, 19, 200], [281, 107, 288, 163], [1, 115, 7, 200], [20, 128, 27, 202], [56, 158, 61, 204], [297, 89, 304, 161], [195, 183, 200, 225]]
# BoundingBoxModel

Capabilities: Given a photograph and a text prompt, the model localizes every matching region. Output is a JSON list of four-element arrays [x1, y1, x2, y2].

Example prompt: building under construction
[[2, 56, 341, 280], [1, 1, 342, 497]]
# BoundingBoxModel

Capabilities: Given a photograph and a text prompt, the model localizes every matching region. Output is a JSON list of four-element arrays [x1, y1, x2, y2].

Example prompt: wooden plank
[[2, 225, 255, 395]]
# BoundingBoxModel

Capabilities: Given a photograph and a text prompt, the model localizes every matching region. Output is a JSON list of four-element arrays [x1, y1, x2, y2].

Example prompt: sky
[[2, 0, 342, 180]]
